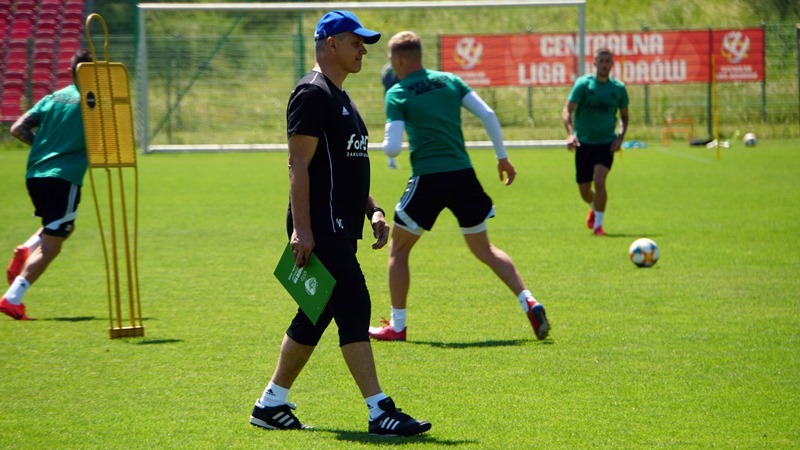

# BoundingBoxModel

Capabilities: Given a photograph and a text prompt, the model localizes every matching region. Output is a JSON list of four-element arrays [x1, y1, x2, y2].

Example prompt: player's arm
[[612, 107, 629, 152], [461, 91, 515, 186], [365, 195, 389, 250], [562, 101, 580, 150], [288, 134, 317, 267], [382, 120, 405, 157], [9, 112, 40, 146]]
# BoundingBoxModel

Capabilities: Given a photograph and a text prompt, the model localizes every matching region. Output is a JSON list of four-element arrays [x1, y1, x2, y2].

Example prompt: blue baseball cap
[[314, 10, 381, 44]]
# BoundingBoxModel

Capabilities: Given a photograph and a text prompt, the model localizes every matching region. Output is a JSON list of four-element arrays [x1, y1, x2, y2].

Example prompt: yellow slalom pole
[[78, 13, 143, 338]]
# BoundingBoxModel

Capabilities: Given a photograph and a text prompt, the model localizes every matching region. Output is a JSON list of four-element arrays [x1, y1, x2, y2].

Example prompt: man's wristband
[[367, 207, 385, 221]]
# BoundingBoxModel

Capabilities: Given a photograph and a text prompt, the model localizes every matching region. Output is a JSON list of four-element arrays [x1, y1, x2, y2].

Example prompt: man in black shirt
[[249, 11, 431, 437]]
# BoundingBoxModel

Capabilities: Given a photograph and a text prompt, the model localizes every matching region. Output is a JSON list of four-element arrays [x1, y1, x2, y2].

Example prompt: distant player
[[2, 49, 94, 320], [368, 31, 550, 342], [562, 47, 629, 236]]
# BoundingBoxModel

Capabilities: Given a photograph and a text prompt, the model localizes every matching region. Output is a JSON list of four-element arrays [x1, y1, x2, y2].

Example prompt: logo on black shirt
[[346, 134, 369, 157]]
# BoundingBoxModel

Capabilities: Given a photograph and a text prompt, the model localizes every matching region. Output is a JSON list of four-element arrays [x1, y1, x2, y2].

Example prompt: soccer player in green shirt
[[368, 31, 550, 342], [562, 48, 629, 236], [2, 49, 93, 321]]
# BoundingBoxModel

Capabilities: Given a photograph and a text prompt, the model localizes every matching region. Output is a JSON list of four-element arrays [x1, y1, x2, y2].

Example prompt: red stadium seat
[[37, 9, 60, 22], [39, 0, 64, 8], [5, 58, 27, 73], [33, 37, 56, 53], [62, 18, 83, 35], [55, 72, 74, 90], [64, 1, 84, 18], [6, 48, 28, 63], [0, 11, 10, 35], [1, 102, 24, 122], [13, 0, 37, 14], [32, 58, 55, 75], [13, 9, 34, 22], [36, 18, 59, 33], [32, 79, 53, 101], [63, 8, 82, 20], [60, 27, 81, 40], [3, 70, 26, 84], [10, 20, 33, 39], [59, 38, 80, 55]]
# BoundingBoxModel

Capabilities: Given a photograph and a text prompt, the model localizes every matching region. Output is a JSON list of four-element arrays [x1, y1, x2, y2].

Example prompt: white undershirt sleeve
[[462, 91, 508, 159], [382, 120, 405, 157]]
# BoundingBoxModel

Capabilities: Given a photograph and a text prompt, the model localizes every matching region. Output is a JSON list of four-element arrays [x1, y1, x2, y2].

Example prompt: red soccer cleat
[[0, 297, 30, 320], [593, 226, 606, 236], [586, 209, 595, 230], [369, 318, 407, 341], [6, 245, 29, 285], [526, 298, 550, 340]]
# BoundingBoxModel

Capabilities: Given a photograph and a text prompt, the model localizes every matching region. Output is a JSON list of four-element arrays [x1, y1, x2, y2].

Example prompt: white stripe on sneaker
[[272, 412, 296, 427], [379, 417, 400, 430]]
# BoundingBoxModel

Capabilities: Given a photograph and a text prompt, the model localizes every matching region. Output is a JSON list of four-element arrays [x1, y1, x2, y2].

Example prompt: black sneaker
[[250, 402, 311, 430], [368, 397, 431, 436]]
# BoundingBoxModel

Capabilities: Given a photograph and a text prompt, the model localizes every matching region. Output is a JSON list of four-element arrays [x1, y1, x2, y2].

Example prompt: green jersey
[[25, 84, 88, 186], [568, 74, 629, 145], [385, 69, 473, 176]]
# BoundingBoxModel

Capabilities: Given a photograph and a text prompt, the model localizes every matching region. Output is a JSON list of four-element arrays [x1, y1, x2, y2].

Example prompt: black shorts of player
[[285, 238, 371, 347], [575, 142, 615, 183], [394, 168, 494, 234], [26, 177, 81, 238]]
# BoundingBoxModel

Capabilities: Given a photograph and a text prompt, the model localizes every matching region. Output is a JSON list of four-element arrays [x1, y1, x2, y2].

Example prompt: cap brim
[[353, 28, 381, 44]]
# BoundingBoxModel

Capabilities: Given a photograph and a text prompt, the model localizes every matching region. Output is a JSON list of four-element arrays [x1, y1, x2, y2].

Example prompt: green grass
[[1, 139, 799, 448]]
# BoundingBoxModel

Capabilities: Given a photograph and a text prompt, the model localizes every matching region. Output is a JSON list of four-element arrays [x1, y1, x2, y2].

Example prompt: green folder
[[273, 243, 336, 325]]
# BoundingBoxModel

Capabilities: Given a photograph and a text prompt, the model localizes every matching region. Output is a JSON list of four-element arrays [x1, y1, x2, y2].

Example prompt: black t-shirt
[[286, 71, 371, 241]]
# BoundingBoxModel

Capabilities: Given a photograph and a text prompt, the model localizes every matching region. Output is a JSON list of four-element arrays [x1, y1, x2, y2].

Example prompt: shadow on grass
[[604, 232, 663, 239], [43, 316, 100, 322], [132, 338, 184, 345], [405, 339, 529, 349], [313, 427, 475, 446]]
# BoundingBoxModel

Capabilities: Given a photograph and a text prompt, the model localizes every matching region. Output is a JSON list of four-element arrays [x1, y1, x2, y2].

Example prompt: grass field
[[1, 139, 799, 448]]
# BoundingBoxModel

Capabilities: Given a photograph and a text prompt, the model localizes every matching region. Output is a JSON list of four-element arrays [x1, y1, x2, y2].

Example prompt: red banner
[[440, 28, 764, 86]]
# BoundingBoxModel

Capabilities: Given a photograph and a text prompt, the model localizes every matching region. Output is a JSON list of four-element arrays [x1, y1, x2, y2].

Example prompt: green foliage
[[1, 139, 799, 447]]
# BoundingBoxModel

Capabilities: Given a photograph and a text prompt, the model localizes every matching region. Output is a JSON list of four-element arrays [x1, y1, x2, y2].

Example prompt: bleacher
[[1, 0, 85, 123]]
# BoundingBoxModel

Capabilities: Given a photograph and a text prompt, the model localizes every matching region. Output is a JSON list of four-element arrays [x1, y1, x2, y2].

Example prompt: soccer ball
[[629, 238, 659, 268], [743, 132, 757, 147]]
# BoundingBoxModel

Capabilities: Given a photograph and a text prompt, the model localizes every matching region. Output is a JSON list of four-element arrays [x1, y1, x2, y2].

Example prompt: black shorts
[[575, 142, 614, 183], [26, 177, 81, 238], [285, 238, 371, 347], [394, 168, 494, 234]]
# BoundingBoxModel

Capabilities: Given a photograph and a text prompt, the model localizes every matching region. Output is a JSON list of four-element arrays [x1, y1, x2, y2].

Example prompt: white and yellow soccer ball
[[743, 132, 757, 147], [629, 238, 659, 268]]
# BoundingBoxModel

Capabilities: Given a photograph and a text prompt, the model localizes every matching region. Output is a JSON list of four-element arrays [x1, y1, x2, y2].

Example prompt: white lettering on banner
[[518, 62, 567, 85], [454, 71, 492, 86], [541, 33, 664, 57], [622, 59, 687, 83]]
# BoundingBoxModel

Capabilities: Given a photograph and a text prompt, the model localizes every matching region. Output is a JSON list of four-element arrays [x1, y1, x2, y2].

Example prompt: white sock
[[517, 290, 534, 312], [4, 277, 31, 305], [594, 211, 605, 230], [390, 308, 406, 332], [257, 382, 289, 407], [365, 392, 388, 420], [23, 233, 42, 251]]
